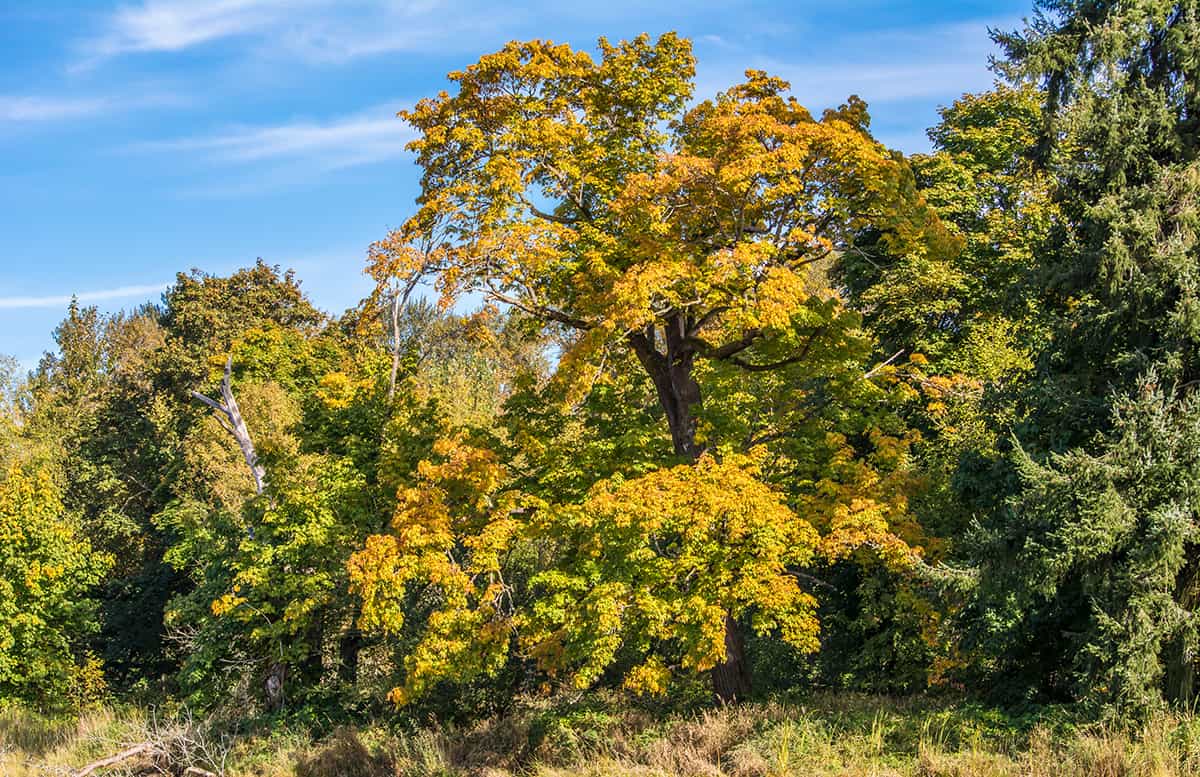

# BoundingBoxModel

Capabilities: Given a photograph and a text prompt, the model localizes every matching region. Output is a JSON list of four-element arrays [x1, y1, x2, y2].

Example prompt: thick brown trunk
[[629, 317, 753, 701], [711, 615, 752, 703], [629, 317, 703, 461]]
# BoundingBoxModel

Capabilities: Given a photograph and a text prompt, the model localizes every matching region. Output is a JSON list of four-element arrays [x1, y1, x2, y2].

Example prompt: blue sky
[[0, 0, 1030, 367]]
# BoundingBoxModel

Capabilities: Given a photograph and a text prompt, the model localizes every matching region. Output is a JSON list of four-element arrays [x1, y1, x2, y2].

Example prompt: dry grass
[[0, 705, 233, 777], [5, 694, 1200, 776]]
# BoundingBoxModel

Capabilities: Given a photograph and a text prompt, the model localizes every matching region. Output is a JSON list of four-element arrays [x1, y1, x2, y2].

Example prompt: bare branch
[[865, 349, 906, 379], [520, 195, 581, 225], [190, 355, 266, 496], [74, 744, 157, 777], [486, 287, 594, 330]]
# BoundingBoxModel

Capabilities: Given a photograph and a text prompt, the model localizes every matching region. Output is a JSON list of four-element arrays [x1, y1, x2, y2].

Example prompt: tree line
[[2, 0, 1199, 722]]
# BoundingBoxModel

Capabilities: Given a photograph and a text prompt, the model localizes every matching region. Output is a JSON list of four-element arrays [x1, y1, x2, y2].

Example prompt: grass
[[4, 692, 1200, 776]]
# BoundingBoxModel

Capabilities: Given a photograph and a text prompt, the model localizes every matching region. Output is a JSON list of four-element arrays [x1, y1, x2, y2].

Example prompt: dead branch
[[73, 743, 157, 777], [190, 355, 266, 495], [864, 349, 906, 379], [184, 767, 219, 777]]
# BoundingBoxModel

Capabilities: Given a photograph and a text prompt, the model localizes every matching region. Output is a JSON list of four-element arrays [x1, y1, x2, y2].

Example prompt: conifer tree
[[966, 0, 1200, 713]]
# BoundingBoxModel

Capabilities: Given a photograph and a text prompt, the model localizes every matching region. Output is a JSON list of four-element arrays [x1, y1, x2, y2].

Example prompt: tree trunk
[[301, 617, 325, 688], [711, 615, 752, 703], [388, 284, 403, 400], [387, 276, 420, 400], [265, 662, 286, 711], [629, 317, 703, 462], [338, 628, 363, 685], [629, 316, 753, 702], [1166, 552, 1200, 704]]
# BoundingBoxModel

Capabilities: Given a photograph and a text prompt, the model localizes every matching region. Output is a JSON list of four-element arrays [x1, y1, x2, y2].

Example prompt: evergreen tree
[[964, 0, 1200, 713]]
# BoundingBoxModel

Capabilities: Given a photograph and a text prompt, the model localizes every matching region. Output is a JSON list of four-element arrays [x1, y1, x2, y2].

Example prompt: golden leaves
[[377, 32, 952, 405]]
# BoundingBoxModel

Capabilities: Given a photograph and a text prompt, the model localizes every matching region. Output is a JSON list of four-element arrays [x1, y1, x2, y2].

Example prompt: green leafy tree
[[966, 377, 1200, 712], [0, 466, 111, 708]]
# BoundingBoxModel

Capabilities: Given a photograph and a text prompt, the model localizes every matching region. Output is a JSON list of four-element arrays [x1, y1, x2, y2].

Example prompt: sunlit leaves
[[0, 467, 111, 707], [374, 34, 951, 402]]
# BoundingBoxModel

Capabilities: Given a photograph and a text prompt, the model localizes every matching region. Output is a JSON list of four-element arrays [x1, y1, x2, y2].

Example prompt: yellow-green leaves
[[350, 446, 836, 703], [349, 435, 523, 702], [522, 454, 824, 691], [373, 34, 950, 399], [0, 467, 111, 707]]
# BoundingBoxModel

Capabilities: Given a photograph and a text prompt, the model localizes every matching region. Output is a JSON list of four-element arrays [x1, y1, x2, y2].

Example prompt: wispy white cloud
[[0, 95, 110, 122], [137, 105, 415, 171], [0, 283, 169, 310], [92, 0, 321, 55], [0, 90, 192, 124], [696, 19, 1011, 108], [84, 0, 475, 64]]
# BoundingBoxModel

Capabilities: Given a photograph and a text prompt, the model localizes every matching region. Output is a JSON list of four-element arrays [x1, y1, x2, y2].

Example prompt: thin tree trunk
[[301, 617, 325, 688], [388, 284, 403, 400], [387, 277, 420, 400]]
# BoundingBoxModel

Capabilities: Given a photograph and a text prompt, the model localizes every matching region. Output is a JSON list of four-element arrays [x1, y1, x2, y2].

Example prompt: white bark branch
[[191, 355, 266, 495]]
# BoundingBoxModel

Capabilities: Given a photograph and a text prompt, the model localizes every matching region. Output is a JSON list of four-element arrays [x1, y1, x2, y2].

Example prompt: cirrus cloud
[[0, 283, 169, 310]]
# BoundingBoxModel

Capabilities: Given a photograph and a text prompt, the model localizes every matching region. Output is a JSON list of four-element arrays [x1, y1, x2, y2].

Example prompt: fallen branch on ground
[[73, 743, 157, 777]]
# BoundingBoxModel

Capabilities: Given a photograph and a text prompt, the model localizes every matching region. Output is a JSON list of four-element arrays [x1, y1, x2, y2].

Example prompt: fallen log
[[73, 743, 157, 777]]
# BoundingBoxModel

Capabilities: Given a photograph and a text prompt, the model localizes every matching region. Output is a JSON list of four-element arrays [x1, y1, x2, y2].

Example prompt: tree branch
[[520, 195, 581, 226], [691, 328, 762, 361], [727, 326, 825, 372], [74, 744, 157, 777], [865, 349, 906, 379], [190, 355, 267, 496], [486, 287, 593, 330]]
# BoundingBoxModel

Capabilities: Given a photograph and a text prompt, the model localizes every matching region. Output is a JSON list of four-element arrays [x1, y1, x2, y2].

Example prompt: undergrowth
[[4, 692, 1200, 776]]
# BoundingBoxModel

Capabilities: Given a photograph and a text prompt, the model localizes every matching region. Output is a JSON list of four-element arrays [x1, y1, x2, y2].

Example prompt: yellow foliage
[[367, 33, 952, 402]]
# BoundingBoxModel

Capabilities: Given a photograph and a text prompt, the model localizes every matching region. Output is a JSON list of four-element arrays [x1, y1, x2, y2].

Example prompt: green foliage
[[957, 0, 1200, 716], [162, 455, 375, 709], [994, 0, 1200, 445], [11, 12, 1200, 733], [0, 467, 111, 709], [522, 454, 822, 695], [965, 378, 1200, 714]]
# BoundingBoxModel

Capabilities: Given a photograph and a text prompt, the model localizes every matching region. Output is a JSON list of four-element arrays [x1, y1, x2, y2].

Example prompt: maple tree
[[375, 33, 952, 461], [17, 6, 1200, 729], [357, 33, 954, 702]]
